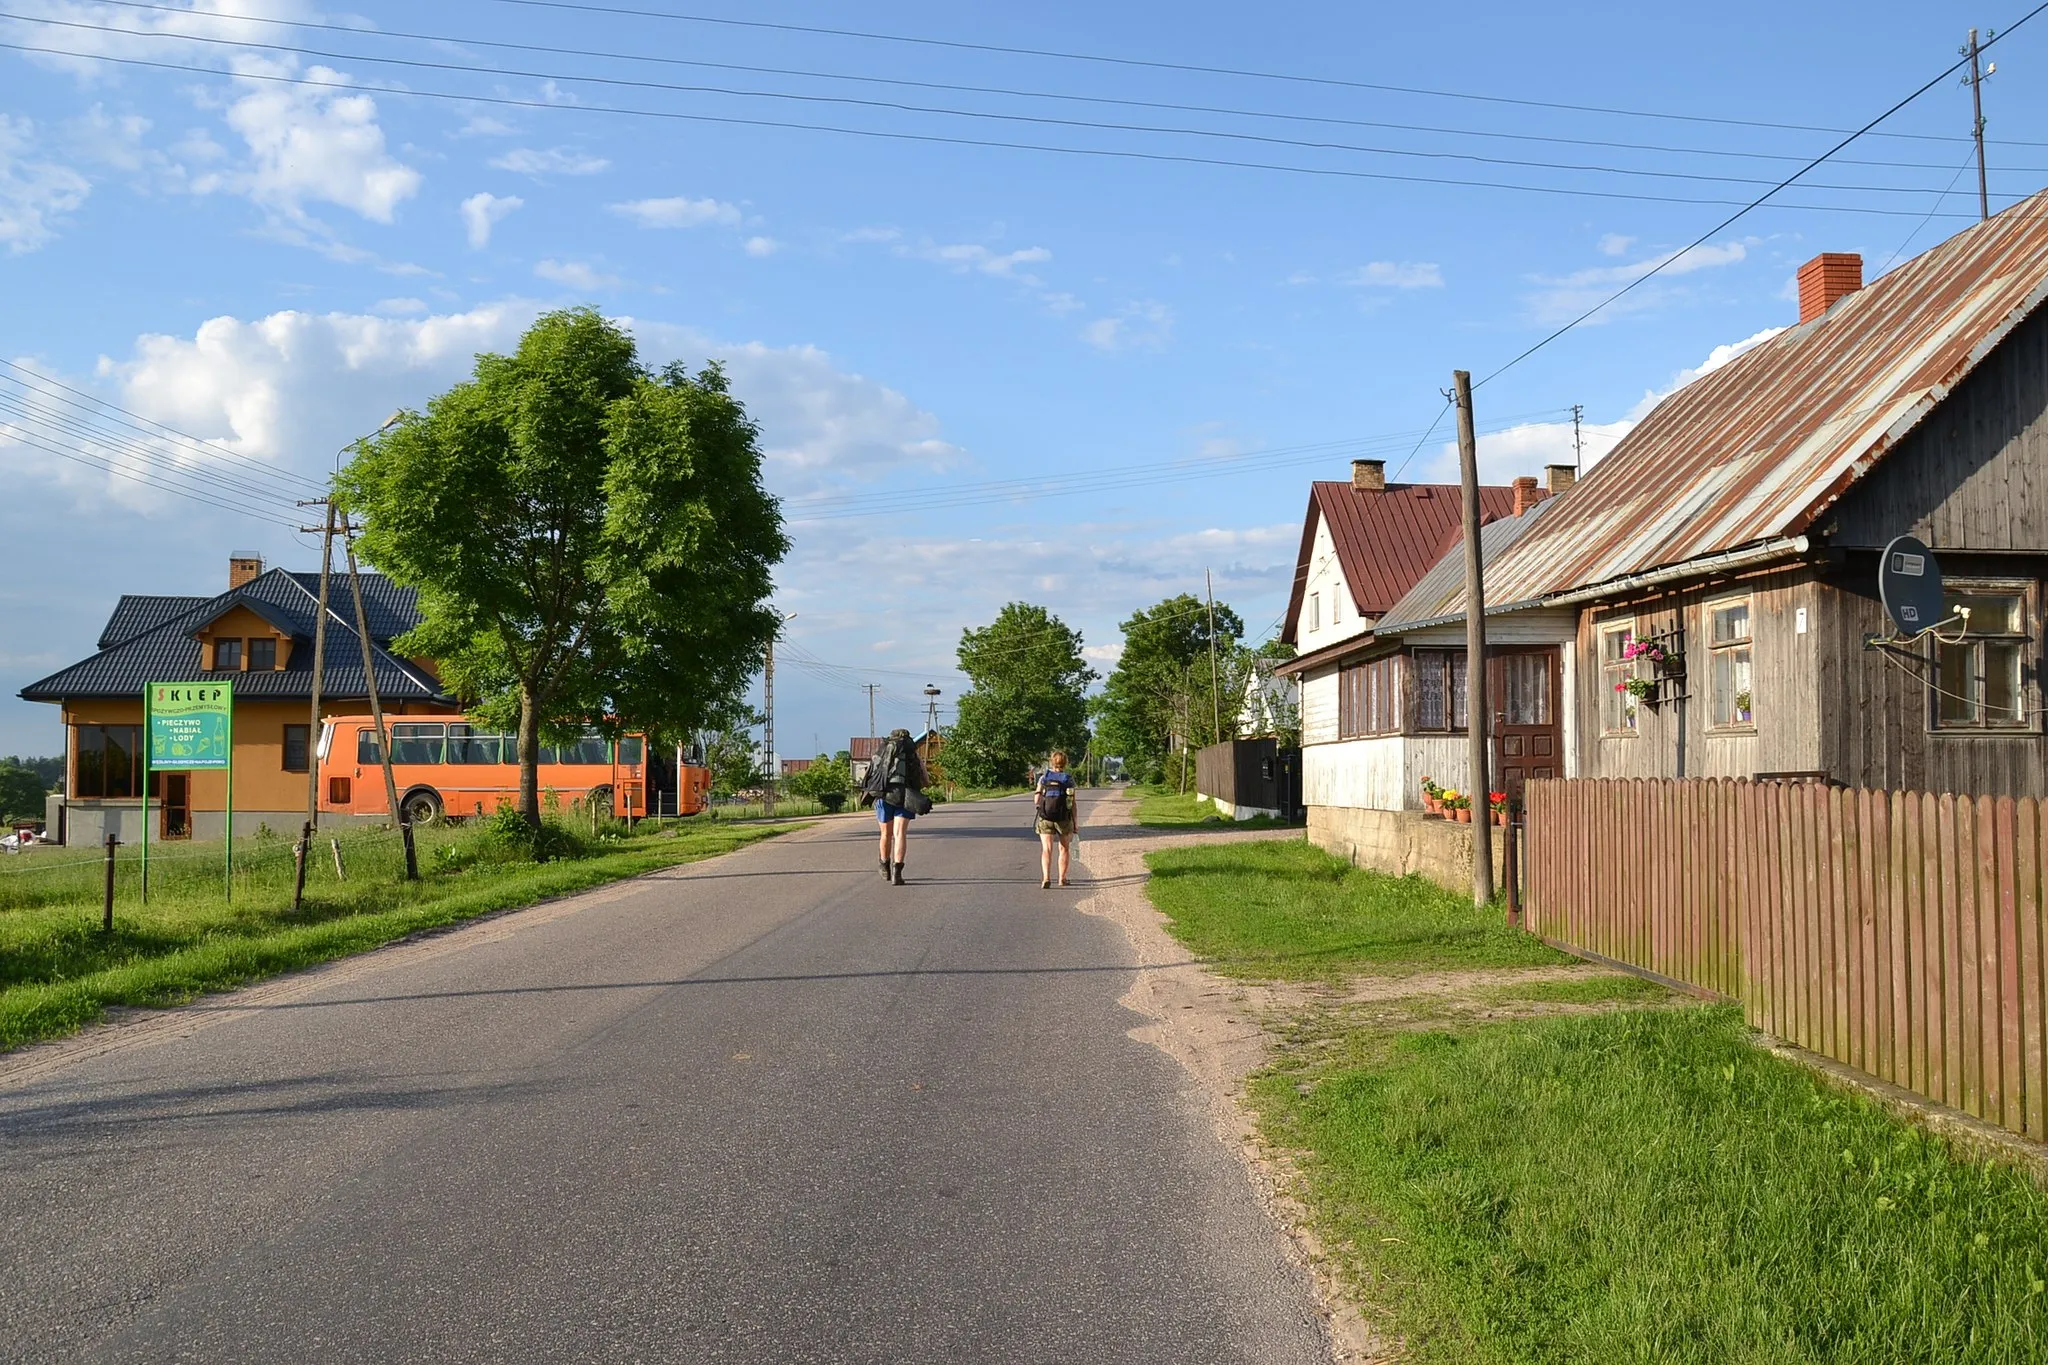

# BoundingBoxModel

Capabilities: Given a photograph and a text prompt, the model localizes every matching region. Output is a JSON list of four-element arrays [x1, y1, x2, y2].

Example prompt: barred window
[[1338, 656, 1402, 738]]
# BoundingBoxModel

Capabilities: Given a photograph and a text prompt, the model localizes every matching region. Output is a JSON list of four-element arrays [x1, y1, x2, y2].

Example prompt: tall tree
[[340, 309, 787, 823], [0, 760, 50, 821], [1093, 593, 1243, 779], [946, 603, 1095, 788]]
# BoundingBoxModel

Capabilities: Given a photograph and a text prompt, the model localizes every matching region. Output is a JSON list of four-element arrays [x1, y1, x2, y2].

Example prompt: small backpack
[[1035, 774, 1071, 823]]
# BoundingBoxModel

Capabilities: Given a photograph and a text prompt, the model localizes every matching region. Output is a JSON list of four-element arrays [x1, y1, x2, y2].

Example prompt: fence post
[[1504, 815, 1521, 929], [292, 820, 312, 912], [399, 820, 419, 882], [331, 837, 347, 882], [102, 833, 117, 933]]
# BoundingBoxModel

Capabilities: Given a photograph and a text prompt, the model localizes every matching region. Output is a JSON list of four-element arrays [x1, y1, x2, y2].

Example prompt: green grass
[[1254, 1005, 2048, 1364], [1132, 784, 1300, 830], [0, 818, 788, 1052], [1482, 974, 1672, 1006], [1144, 838, 1569, 979]]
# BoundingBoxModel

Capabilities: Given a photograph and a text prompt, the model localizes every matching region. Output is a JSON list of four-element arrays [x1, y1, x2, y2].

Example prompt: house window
[[1707, 598, 1753, 729], [1331, 591, 1342, 624], [73, 724, 143, 798], [283, 724, 310, 773], [1600, 622, 1639, 734], [1501, 653, 1552, 725], [1338, 656, 1402, 738], [1308, 592, 1321, 632], [1412, 649, 1468, 731], [213, 638, 242, 672], [1932, 584, 2036, 731], [248, 637, 277, 672]]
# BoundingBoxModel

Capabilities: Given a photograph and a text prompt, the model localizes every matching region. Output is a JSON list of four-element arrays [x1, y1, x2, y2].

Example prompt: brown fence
[[1524, 778, 2048, 1142]]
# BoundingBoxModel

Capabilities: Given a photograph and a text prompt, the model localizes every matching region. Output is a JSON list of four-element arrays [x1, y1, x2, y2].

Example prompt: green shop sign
[[148, 681, 234, 770]]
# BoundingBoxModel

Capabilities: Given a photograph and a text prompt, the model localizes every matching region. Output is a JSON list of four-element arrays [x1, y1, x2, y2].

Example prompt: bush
[[818, 792, 847, 813], [467, 804, 590, 864]]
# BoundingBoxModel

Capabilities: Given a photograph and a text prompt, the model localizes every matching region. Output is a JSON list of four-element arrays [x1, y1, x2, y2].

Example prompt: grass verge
[[1145, 838, 1568, 979], [0, 819, 788, 1052], [1133, 784, 1301, 829], [1254, 1004, 2048, 1364]]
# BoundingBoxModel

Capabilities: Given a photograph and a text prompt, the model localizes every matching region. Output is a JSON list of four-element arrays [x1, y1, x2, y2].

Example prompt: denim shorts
[[876, 800, 915, 823]]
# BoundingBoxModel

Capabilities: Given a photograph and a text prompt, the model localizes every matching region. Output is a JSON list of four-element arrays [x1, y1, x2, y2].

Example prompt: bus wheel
[[401, 788, 443, 827], [586, 785, 613, 819]]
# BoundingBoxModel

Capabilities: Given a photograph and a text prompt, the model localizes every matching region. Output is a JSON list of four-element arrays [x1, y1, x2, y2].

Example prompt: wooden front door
[[1491, 649, 1562, 802], [160, 773, 191, 840]]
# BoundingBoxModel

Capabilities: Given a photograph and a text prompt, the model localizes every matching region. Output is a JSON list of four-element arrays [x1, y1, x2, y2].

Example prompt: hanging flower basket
[[1617, 676, 1659, 705]]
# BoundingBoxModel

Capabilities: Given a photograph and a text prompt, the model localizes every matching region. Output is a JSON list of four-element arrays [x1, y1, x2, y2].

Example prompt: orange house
[[19, 556, 459, 845]]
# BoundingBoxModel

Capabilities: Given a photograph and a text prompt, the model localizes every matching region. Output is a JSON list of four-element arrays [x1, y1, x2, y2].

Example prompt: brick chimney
[[1545, 463, 1577, 495], [229, 554, 264, 589], [1797, 253, 1862, 324], [1351, 458, 1385, 491], [1511, 475, 1542, 517]]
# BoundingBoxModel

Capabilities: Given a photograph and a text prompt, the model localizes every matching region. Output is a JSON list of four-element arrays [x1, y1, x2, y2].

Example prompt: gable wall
[[1295, 514, 1374, 654]]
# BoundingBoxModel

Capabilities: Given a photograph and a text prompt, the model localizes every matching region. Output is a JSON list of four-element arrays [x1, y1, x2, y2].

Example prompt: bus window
[[618, 736, 645, 764], [357, 727, 381, 765], [448, 725, 503, 764], [390, 723, 447, 764], [317, 721, 335, 762], [555, 731, 609, 765]]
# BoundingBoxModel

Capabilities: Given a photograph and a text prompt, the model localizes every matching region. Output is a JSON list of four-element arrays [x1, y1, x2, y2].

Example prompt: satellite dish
[[1878, 534, 1944, 636]]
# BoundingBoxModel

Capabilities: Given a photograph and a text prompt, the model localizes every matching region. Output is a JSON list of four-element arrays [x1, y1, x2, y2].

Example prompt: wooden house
[[19, 557, 457, 845]]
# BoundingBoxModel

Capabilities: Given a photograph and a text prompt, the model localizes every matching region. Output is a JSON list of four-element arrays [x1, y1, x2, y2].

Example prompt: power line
[[78, 1, 2048, 175], [1472, 3, 2048, 391], [477, 0, 2028, 149], [10, 10, 2027, 200], [0, 38, 2006, 221]]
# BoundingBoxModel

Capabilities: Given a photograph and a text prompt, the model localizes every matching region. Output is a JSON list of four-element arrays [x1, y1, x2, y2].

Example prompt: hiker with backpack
[[1033, 751, 1079, 888], [861, 727, 929, 886]]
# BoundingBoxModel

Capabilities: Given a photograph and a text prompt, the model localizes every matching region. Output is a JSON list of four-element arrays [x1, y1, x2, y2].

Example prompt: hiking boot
[[879, 856, 891, 881], [892, 862, 905, 886]]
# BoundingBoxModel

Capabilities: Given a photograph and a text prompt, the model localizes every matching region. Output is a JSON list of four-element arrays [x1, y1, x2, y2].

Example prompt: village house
[[19, 556, 457, 846], [1293, 190, 2048, 876]]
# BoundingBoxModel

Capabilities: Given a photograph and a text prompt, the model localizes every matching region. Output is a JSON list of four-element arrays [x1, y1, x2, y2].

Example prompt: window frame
[[72, 724, 144, 799], [1409, 648, 1468, 734], [1928, 577, 2039, 735], [1308, 591, 1321, 633], [1337, 655, 1403, 739], [247, 637, 278, 672], [213, 637, 242, 672], [1598, 620, 1640, 737], [1704, 595, 1755, 733], [282, 723, 310, 773]]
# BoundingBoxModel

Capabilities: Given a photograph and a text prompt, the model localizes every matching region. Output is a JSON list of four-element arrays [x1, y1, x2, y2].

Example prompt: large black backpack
[[1034, 775, 1071, 823]]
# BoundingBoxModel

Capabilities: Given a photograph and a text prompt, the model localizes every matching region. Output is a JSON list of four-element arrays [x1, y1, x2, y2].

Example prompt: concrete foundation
[[1201, 795, 1286, 822], [1308, 804, 1505, 896]]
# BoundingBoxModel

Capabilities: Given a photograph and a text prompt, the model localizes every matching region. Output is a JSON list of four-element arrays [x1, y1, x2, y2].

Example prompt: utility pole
[[864, 683, 879, 747], [1964, 28, 1995, 222], [341, 517, 416, 880], [1205, 568, 1222, 745], [762, 634, 776, 818], [1454, 370, 1494, 905], [1571, 404, 1585, 475], [292, 498, 336, 911]]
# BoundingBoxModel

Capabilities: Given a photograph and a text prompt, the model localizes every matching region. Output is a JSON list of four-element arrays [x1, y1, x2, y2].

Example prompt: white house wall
[[1305, 734, 1472, 811], [1301, 664, 1340, 747], [1295, 513, 1374, 653]]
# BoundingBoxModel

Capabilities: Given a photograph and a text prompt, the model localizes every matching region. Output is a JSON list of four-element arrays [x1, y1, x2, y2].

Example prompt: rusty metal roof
[[1281, 480, 1525, 642], [1478, 191, 2048, 605], [1375, 498, 1558, 634]]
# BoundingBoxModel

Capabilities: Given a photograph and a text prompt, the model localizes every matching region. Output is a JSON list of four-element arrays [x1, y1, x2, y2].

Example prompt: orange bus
[[316, 716, 711, 825]]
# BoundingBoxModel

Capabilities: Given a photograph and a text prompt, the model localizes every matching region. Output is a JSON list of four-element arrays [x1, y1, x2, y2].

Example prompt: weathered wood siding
[[1827, 297, 2048, 552]]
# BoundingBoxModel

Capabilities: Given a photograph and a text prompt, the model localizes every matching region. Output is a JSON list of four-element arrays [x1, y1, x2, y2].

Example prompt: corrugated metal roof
[[1482, 190, 2048, 604], [98, 595, 210, 650], [1374, 498, 1558, 633], [21, 569, 445, 704], [1281, 480, 1529, 642]]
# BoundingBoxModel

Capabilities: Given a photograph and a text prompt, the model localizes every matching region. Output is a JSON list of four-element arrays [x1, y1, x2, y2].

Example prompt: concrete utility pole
[[1571, 403, 1585, 475], [341, 518, 415, 880], [292, 498, 335, 912], [1454, 370, 1494, 906], [762, 636, 776, 818], [865, 683, 879, 748], [1205, 568, 1222, 745], [1965, 28, 1996, 222]]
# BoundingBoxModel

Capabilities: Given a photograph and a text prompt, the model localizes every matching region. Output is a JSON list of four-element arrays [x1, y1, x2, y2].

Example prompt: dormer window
[[248, 638, 277, 671], [213, 638, 242, 672]]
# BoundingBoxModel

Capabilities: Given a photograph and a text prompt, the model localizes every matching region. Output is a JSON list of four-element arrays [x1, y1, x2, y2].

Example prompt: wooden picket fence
[[1523, 778, 2048, 1142]]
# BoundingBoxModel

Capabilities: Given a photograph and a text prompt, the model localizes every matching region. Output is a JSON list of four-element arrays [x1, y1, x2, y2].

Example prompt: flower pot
[[1492, 810, 1507, 826], [1455, 808, 1471, 823]]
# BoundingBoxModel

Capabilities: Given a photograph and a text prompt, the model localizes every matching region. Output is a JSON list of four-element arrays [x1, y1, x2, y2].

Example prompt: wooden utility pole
[[1205, 568, 1222, 744], [293, 499, 336, 911], [341, 518, 416, 880], [1454, 370, 1494, 905], [1965, 28, 1994, 222]]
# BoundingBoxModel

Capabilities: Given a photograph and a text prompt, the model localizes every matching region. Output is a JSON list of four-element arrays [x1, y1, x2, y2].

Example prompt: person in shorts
[[1033, 750, 1079, 888], [868, 728, 927, 886]]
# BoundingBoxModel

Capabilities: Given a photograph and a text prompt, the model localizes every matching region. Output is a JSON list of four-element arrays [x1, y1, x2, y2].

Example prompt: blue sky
[[3, 0, 2043, 760]]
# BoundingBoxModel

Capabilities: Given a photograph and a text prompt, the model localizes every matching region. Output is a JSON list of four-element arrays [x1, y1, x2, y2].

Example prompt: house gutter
[[1536, 535, 1809, 609]]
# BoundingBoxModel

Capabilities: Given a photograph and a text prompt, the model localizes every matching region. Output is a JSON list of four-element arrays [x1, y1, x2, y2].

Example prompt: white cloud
[[534, 259, 621, 290], [609, 195, 742, 228], [1525, 239, 1753, 325], [490, 147, 609, 177], [1081, 300, 1174, 353], [1597, 233, 1636, 257], [742, 235, 780, 257], [0, 116, 90, 254], [1342, 260, 1443, 289], [460, 191, 522, 248], [195, 57, 422, 225], [374, 296, 427, 314], [1669, 325, 1786, 390], [903, 241, 1051, 280]]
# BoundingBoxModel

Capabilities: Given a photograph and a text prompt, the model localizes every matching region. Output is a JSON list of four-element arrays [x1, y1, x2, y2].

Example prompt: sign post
[[146, 681, 235, 902]]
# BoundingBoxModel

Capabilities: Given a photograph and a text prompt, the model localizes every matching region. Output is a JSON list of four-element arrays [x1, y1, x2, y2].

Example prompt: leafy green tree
[[786, 753, 851, 798], [1093, 593, 1244, 779], [946, 602, 1095, 788], [0, 755, 62, 789], [700, 709, 765, 796], [340, 309, 787, 824], [0, 760, 50, 821]]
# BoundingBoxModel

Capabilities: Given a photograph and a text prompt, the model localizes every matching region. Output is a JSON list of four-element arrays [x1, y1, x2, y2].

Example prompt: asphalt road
[[0, 796, 1329, 1364]]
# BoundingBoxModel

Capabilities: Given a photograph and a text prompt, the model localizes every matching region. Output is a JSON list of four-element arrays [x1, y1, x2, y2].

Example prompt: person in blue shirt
[[1033, 750, 1079, 889]]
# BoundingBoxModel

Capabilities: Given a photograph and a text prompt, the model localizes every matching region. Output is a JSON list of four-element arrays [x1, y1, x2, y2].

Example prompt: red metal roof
[[1282, 481, 1526, 643], [1483, 190, 2048, 605]]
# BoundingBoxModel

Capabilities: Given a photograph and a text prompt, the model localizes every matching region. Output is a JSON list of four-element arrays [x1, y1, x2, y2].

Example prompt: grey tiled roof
[[98, 595, 211, 649], [22, 569, 447, 704]]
